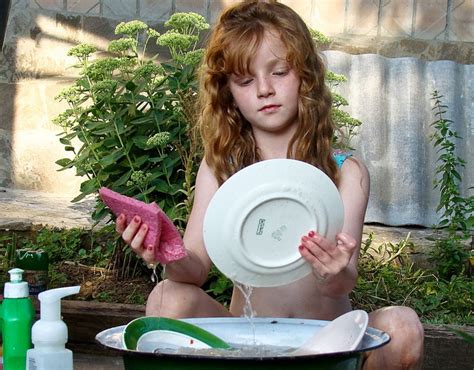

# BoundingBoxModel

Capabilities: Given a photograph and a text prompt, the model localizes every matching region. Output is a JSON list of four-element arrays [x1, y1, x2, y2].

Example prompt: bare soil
[[55, 261, 155, 305]]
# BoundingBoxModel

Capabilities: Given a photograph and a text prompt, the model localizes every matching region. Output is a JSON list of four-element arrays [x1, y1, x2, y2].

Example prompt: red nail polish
[[308, 230, 315, 237], [298, 245, 305, 251]]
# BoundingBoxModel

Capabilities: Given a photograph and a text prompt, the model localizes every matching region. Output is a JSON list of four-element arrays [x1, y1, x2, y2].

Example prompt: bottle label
[[28, 356, 38, 370]]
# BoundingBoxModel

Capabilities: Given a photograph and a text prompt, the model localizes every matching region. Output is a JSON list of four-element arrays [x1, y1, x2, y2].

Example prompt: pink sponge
[[99, 187, 186, 264]]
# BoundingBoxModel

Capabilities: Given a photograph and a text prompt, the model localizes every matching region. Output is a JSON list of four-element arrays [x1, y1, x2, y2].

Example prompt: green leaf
[[132, 136, 149, 149], [90, 125, 116, 135], [130, 116, 153, 125], [125, 81, 137, 91], [115, 118, 125, 135], [113, 169, 132, 187], [55, 158, 73, 167], [76, 78, 91, 89], [100, 149, 125, 167], [71, 192, 88, 202], [154, 179, 171, 193], [79, 178, 98, 195], [132, 155, 149, 167], [135, 94, 152, 102], [438, 219, 449, 226]]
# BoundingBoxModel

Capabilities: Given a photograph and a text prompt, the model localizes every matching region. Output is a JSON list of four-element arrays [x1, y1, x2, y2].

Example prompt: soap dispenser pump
[[26, 286, 80, 370]]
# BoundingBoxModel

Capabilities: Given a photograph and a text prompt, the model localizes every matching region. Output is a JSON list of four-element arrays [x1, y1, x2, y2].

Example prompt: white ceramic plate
[[290, 310, 369, 355], [137, 330, 213, 352], [123, 317, 231, 352], [203, 159, 344, 287]]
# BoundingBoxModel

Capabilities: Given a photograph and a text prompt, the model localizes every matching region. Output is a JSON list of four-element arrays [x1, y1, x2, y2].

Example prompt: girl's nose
[[257, 77, 275, 98]]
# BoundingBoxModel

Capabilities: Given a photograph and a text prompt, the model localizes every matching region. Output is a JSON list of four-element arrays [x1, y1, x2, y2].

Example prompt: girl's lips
[[259, 104, 281, 112]]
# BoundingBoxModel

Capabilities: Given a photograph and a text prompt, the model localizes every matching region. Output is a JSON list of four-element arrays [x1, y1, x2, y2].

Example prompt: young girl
[[117, 1, 423, 369]]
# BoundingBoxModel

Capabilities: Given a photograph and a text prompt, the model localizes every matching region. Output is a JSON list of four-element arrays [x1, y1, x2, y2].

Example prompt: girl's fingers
[[141, 244, 155, 263], [129, 223, 156, 263], [300, 230, 355, 276], [121, 215, 142, 244], [298, 245, 329, 280], [306, 231, 335, 252], [300, 234, 331, 263], [115, 214, 127, 233], [115, 214, 157, 264], [129, 222, 148, 253], [299, 244, 318, 263]]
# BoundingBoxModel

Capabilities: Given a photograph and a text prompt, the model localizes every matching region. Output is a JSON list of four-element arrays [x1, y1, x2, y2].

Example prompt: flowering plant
[[310, 30, 362, 150], [54, 14, 209, 227]]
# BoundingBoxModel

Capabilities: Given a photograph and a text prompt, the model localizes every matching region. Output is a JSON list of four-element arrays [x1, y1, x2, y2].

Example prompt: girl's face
[[228, 30, 301, 138]]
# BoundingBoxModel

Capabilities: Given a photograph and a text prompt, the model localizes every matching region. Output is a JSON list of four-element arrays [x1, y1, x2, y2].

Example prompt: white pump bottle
[[26, 286, 81, 370]]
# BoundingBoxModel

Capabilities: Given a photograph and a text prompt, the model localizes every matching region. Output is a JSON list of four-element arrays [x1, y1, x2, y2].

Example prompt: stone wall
[[0, 0, 472, 196]]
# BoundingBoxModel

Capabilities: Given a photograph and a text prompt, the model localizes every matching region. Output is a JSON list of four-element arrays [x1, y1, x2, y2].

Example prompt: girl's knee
[[368, 306, 424, 369], [370, 307, 424, 349], [392, 307, 424, 368], [371, 306, 422, 334], [388, 306, 424, 340], [145, 279, 204, 317]]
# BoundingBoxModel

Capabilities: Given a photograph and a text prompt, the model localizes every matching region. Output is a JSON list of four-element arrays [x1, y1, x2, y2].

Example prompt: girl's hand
[[298, 231, 357, 282], [116, 214, 156, 264]]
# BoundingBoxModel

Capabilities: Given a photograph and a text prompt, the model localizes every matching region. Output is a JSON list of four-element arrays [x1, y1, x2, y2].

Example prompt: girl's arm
[[163, 160, 219, 285], [299, 157, 370, 297]]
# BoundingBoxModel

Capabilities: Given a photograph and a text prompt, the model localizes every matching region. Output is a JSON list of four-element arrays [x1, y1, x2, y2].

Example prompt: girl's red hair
[[199, 0, 338, 185]]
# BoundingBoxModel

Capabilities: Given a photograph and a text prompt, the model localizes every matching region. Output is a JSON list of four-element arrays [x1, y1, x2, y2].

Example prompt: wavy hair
[[199, 0, 338, 185]]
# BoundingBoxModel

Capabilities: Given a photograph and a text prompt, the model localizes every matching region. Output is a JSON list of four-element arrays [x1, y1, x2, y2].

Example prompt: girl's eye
[[240, 78, 253, 86], [273, 70, 288, 76]]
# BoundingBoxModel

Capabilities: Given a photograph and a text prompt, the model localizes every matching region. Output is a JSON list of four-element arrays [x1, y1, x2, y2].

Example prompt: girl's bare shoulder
[[338, 156, 370, 196], [193, 159, 220, 204]]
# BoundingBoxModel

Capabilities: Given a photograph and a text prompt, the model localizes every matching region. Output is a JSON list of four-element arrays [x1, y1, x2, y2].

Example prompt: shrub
[[53, 15, 210, 229], [428, 90, 473, 279]]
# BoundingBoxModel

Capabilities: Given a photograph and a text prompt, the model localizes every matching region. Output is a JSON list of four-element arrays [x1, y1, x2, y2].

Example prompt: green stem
[[112, 118, 135, 172], [381, 233, 411, 266], [149, 101, 173, 188], [71, 105, 102, 184], [141, 34, 152, 61]]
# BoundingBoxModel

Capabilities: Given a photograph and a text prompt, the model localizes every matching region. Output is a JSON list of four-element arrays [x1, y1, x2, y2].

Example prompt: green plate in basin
[[123, 317, 231, 352]]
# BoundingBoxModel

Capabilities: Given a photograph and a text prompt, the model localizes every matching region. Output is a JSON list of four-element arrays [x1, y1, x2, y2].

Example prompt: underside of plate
[[203, 159, 344, 287]]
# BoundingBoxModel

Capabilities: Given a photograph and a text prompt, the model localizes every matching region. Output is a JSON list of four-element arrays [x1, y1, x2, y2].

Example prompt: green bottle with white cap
[[0, 268, 35, 370]]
